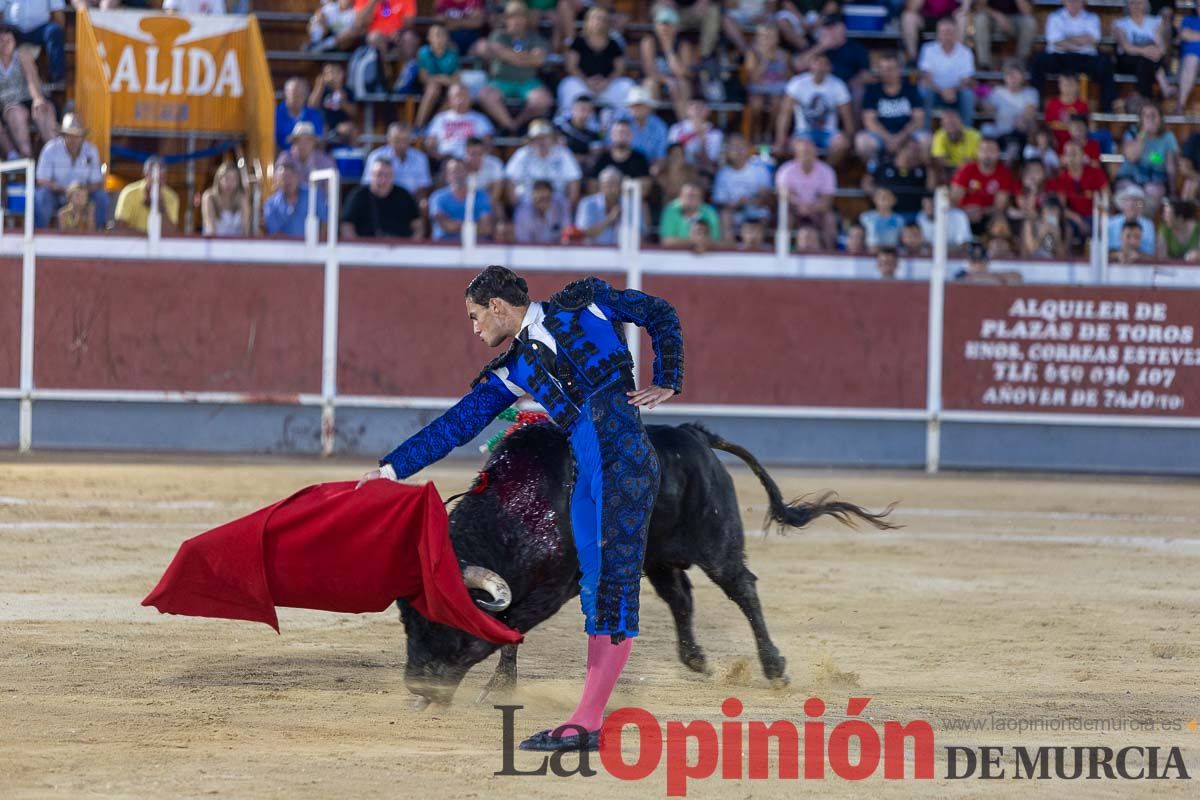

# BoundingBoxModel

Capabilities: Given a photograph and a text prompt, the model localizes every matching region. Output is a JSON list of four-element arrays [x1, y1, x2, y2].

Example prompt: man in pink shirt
[[775, 135, 838, 249]]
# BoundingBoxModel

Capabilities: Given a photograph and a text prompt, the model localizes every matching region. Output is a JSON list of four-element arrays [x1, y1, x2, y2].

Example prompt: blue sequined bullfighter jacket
[[379, 276, 684, 640], [379, 276, 684, 477]]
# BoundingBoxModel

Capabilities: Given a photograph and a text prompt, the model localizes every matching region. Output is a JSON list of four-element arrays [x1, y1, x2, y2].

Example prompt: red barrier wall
[[20, 263, 931, 408], [33, 259, 324, 394], [641, 276, 928, 407], [943, 284, 1200, 416], [0, 258, 18, 388], [336, 268, 624, 396]]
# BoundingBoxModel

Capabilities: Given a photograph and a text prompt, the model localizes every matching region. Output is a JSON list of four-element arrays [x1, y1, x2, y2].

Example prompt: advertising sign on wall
[[942, 285, 1200, 416]]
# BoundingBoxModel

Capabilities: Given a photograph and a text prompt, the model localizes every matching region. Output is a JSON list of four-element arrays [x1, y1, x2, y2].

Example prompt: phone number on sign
[[989, 363, 1177, 388]]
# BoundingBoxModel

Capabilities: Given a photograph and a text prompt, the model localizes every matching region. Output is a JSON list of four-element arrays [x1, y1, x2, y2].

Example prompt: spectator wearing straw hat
[[1106, 184, 1155, 255], [503, 118, 582, 205], [34, 111, 106, 230], [276, 121, 336, 184], [614, 86, 669, 163]]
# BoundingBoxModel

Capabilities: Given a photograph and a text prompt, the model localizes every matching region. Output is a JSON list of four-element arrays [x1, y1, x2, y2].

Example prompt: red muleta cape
[[142, 480, 524, 646]]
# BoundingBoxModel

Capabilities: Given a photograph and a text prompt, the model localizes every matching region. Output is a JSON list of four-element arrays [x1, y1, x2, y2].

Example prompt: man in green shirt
[[477, 1, 553, 133], [658, 181, 720, 246]]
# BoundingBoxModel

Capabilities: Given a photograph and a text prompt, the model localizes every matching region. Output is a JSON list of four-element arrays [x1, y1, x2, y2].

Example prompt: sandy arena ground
[[1, 452, 1198, 799]]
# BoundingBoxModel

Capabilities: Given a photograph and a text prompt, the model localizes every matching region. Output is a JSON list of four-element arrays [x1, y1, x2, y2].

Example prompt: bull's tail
[[685, 423, 899, 532]]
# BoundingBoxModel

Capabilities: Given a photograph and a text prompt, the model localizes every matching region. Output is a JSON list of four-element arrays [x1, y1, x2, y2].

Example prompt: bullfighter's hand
[[356, 463, 398, 489], [626, 385, 676, 409]]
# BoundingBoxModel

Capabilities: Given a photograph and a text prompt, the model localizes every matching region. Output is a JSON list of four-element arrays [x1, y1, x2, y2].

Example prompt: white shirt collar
[[517, 301, 557, 353], [519, 301, 545, 332]]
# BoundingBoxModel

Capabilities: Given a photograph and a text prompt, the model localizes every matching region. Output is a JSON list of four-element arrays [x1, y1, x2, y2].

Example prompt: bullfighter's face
[[466, 298, 519, 348]]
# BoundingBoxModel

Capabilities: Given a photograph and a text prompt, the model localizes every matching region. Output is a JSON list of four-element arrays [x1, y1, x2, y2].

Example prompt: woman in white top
[[201, 162, 250, 237], [1112, 0, 1172, 101]]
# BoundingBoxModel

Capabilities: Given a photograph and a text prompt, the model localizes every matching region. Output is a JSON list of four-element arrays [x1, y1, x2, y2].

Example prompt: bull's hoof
[[769, 673, 791, 689], [762, 653, 788, 684], [409, 695, 432, 711], [680, 646, 709, 675]]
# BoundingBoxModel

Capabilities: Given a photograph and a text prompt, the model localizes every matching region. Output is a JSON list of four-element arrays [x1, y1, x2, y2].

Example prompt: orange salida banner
[[75, 9, 275, 171]]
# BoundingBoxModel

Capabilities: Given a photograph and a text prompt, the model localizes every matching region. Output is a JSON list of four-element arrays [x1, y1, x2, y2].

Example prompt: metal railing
[[1, 158, 36, 451], [5, 164, 1200, 468], [307, 168, 342, 456]]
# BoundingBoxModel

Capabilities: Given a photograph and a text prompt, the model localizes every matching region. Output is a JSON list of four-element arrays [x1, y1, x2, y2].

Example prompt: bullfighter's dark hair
[[465, 265, 530, 307]]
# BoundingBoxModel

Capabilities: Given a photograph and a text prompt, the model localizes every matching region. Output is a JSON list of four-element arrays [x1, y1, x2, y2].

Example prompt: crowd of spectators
[[17, 0, 1200, 277], [267, 0, 1200, 268]]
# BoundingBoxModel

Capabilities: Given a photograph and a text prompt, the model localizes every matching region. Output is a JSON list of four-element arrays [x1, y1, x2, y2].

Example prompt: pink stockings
[[554, 633, 633, 735]]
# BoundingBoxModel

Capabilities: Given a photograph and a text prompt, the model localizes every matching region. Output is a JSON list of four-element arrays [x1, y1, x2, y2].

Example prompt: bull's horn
[[462, 565, 512, 612]]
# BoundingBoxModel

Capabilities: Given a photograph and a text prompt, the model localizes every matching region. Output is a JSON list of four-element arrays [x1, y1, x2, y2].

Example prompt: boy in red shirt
[[1045, 139, 1108, 245], [1044, 74, 1088, 148], [951, 137, 1017, 231]]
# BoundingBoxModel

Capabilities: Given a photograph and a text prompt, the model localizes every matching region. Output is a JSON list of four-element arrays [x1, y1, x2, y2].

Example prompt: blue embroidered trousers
[[567, 379, 660, 640]]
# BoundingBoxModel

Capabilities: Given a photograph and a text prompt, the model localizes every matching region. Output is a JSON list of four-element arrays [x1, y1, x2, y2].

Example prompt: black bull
[[398, 422, 895, 708]]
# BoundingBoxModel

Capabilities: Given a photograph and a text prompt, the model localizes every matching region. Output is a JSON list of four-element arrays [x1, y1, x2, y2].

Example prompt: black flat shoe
[[518, 727, 600, 751]]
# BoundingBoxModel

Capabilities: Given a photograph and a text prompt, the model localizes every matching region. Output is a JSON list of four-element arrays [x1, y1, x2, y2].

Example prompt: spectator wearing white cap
[[34, 112, 106, 230], [614, 86, 669, 163], [276, 121, 336, 184], [1106, 185, 1156, 255], [503, 118, 582, 206], [364, 121, 432, 200]]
